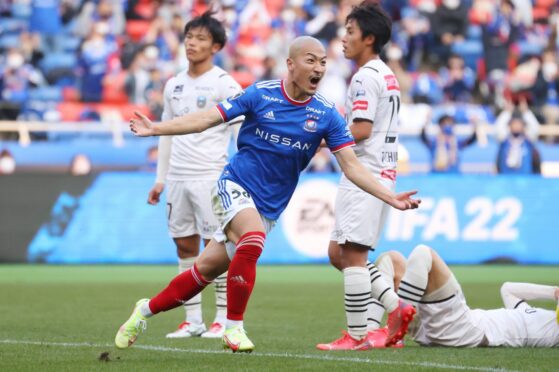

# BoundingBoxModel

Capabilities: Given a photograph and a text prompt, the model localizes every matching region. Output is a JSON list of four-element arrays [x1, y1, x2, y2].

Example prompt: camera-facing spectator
[[421, 112, 478, 173], [496, 114, 541, 174], [0, 49, 45, 120], [430, 0, 469, 64], [439, 54, 475, 103]]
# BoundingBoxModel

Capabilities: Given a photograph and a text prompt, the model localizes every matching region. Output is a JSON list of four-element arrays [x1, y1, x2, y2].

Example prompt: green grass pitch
[[0, 265, 557, 371]]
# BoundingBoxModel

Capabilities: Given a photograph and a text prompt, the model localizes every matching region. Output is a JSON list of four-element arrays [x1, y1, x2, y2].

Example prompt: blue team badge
[[356, 89, 366, 97], [174, 85, 184, 94], [197, 96, 207, 108], [303, 119, 317, 133]]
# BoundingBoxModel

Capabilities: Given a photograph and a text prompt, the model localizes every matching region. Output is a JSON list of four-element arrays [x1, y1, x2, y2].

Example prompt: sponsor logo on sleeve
[[355, 89, 366, 97], [352, 100, 369, 111], [384, 75, 400, 91]]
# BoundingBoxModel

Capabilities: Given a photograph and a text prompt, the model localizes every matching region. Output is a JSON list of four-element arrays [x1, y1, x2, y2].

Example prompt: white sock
[[343, 266, 370, 340], [397, 245, 431, 306], [366, 261, 385, 331], [214, 272, 227, 324], [226, 319, 243, 330], [369, 262, 399, 313], [140, 301, 153, 318], [179, 257, 203, 324]]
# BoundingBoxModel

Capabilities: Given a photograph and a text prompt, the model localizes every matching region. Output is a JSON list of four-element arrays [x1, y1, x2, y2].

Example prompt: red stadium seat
[[126, 20, 151, 42]]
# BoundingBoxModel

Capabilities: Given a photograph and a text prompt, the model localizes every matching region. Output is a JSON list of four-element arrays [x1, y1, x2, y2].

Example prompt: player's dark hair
[[346, 2, 392, 54], [183, 10, 227, 50]]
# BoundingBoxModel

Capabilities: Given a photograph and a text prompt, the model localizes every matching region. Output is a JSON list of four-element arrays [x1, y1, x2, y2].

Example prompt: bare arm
[[500, 282, 559, 309], [333, 147, 421, 210], [129, 107, 224, 137], [351, 119, 373, 142]]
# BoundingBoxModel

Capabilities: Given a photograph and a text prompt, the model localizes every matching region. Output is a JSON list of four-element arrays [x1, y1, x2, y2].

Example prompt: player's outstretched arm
[[334, 147, 421, 211], [500, 282, 559, 309], [130, 108, 224, 137]]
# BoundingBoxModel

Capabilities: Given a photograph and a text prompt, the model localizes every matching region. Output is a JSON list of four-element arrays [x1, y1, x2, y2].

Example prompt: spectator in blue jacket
[[496, 114, 541, 174]]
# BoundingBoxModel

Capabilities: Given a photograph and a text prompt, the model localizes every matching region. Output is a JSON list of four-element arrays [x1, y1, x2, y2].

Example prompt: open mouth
[[309, 76, 321, 86]]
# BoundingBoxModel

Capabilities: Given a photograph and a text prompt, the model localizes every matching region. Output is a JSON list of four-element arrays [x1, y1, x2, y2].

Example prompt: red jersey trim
[[330, 141, 355, 153], [280, 80, 312, 106], [215, 105, 228, 122]]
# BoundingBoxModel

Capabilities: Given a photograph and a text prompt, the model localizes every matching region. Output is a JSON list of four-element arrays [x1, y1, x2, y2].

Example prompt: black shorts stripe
[[418, 294, 456, 304], [367, 318, 381, 325], [348, 324, 367, 329], [513, 300, 526, 309], [400, 280, 426, 292], [398, 286, 424, 297], [346, 291, 371, 297]]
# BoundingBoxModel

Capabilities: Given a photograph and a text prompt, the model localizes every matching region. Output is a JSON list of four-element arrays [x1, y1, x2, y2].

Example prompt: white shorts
[[211, 179, 275, 259], [166, 179, 219, 239], [330, 180, 394, 248]]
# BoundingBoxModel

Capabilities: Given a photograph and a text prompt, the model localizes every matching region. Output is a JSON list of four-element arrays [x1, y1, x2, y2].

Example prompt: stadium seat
[[28, 87, 63, 102], [57, 35, 82, 52], [0, 17, 27, 35], [517, 40, 544, 58], [11, 2, 31, 19], [451, 40, 483, 70], [0, 34, 19, 49], [39, 53, 77, 75], [126, 20, 151, 42]]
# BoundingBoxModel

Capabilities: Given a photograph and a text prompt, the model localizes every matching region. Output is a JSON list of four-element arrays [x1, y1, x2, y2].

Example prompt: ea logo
[[281, 179, 337, 258]]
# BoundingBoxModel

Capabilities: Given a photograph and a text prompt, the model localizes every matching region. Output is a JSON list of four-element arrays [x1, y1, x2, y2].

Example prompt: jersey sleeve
[[218, 74, 245, 125], [215, 84, 255, 123], [350, 72, 382, 123], [161, 77, 175, 121], [325, 108, 355, 153]]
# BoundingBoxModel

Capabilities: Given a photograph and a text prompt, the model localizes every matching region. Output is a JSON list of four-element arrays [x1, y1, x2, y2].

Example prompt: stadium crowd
[[0, 0, 558, 174]]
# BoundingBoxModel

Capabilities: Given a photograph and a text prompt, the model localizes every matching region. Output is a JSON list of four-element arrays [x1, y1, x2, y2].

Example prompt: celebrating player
[[115, 35, 420, 353], [317, 3, 415, 351], [147, 11, 242, 339], [373, 245, 559, 348]]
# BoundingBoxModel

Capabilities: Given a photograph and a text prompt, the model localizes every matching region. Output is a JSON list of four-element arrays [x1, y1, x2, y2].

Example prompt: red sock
[[148, 264, 210, 315], [226, 231, 265, 321]]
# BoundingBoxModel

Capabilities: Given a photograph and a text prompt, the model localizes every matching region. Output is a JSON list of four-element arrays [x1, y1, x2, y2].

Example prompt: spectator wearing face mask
[[496, 114, 541, 174], [421, 113, 478, 173], [0, 49, 45, 122]]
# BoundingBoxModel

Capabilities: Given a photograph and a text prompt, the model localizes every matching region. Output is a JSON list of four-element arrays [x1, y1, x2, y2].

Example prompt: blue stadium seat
[[466, 25, 482, 41], [57, 35, 81, 52], [28, 87, 63, 102], [39, 53, 77, 75], [11, 2, 31, 19], [0, 17, 27, 35], [517, 40, 544, 58], [0, 34, 19, 49], [451, 40, 483, 70]]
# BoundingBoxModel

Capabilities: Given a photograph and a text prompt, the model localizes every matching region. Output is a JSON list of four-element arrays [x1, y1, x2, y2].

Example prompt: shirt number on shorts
[[231, 189, 250, 199]]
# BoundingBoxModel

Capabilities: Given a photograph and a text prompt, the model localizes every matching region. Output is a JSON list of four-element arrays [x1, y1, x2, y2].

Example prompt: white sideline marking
[[0, 339, 517, 372]]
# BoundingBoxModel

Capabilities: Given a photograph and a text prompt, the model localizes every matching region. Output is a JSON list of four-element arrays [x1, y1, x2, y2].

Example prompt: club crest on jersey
[[355, 89, 366, 97], [303, 119, 317, 132], [173, 85, 184, 94], [197, 95, 207, 108]]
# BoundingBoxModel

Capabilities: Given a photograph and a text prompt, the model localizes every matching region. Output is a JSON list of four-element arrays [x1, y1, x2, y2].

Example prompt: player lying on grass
[[363, 245, 559, 348], [115, 35, 421, 353]]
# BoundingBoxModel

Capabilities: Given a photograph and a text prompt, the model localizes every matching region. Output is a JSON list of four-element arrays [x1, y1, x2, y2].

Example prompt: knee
[[328, 247, 343, 271], [408, 244, 433, 272], [175, 239, 199, 258]]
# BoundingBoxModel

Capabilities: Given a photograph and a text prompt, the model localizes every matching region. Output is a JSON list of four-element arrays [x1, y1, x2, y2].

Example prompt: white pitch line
[[0, 339, 517, 372]]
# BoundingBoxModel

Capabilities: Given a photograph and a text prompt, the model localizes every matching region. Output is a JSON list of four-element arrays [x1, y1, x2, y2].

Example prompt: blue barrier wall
[[27, 172, 559, 264]]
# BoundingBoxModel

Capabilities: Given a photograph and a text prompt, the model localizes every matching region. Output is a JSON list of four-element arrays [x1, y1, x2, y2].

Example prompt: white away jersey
[[162, 66, 242, 180], [340, 59, 400, 189]]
